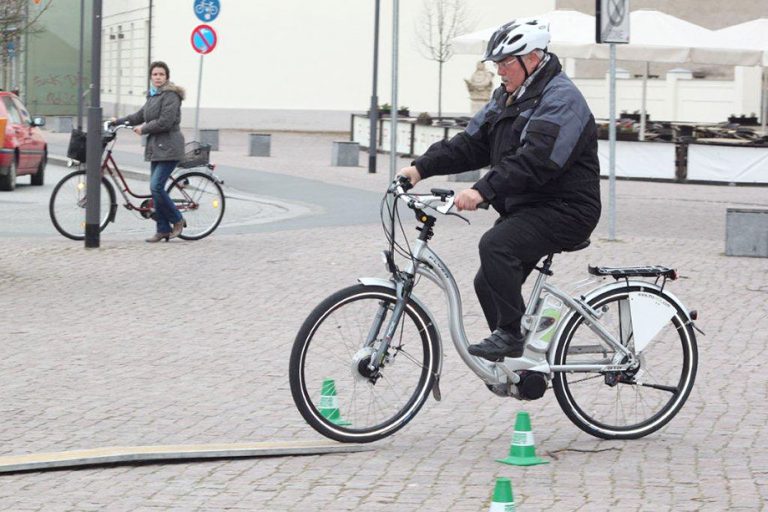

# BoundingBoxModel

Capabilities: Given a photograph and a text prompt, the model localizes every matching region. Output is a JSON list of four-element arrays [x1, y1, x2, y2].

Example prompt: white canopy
[[715, 18, 768, 66], [452, 9, 763, 67]]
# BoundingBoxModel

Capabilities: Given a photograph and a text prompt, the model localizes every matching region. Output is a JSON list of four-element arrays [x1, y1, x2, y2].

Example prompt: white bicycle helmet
[[482, 18, 551, 63]]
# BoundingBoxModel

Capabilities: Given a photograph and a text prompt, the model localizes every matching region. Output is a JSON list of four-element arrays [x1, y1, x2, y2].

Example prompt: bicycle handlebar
[[104, 120, 133, 134], [390, 176, 489, 214]]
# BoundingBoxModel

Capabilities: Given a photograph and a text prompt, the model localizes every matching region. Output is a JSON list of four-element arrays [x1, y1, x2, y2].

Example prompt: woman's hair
[[149, 61, 170, 79]]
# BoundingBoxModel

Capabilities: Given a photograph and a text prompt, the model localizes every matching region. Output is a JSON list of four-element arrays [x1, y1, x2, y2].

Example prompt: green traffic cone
[[318, 378, 351, 426], [487, 477, 516, 511], [497, 411, 548, 466]]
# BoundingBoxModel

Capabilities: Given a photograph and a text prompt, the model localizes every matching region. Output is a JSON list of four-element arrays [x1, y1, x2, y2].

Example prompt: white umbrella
[[452, 10, 598, 59], [715, 18, 768, 132], [715, 18, 768, 66], [453, 10, 763, 66]]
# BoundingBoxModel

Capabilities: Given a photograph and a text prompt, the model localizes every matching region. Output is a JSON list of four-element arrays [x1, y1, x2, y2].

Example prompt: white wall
[[574, 66, 762, 123], [102, 0, 556, 130]]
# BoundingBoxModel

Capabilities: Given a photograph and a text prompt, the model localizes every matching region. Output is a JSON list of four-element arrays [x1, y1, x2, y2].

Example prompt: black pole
[[85, 0, 103, 248], [23, 1, 29, 103], [77, 0, 84, 129], [148, 0, 152, 70], [368, 0, 380, 174]]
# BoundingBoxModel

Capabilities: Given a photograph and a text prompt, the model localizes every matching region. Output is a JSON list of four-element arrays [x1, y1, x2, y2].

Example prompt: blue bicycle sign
[[194, 0, 220, 22]]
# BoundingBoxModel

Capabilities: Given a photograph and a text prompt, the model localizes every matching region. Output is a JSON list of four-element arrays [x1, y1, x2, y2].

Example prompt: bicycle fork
[[366, 276, 414, 373]]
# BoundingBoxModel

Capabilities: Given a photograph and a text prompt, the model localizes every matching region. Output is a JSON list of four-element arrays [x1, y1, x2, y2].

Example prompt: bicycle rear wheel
[[167, 171, 225, 240], [289, 284, 440, 443], [552, 285, 697, 439], [49, 170, 115, 241]]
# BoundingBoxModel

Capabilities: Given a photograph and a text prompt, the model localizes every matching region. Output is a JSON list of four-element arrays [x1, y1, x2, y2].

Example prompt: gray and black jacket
[[116, 82, 186, 162], [414, 54, 601, 220]]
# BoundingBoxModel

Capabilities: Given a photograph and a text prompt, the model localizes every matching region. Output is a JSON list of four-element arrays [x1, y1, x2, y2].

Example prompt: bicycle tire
[[166, 171, 225, 240], [552, 285, 697, 440], [49, 170, 116, 241], [290, 284, 440, 443]]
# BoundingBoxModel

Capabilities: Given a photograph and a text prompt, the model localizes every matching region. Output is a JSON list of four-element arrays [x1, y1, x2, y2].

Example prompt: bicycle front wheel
[[49, 170, 115, 241], [552, 285, 697, 440], [167, 171, 225, 240], [289, 284, 440, 443]]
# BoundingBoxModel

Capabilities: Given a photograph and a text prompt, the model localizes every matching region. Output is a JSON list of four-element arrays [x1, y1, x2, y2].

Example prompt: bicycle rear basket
[[178, 141, 211, 169], [66, 128, 112, 163]]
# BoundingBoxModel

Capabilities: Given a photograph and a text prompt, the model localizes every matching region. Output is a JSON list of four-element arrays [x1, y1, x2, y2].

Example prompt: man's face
[[495, 54, 535, 93]]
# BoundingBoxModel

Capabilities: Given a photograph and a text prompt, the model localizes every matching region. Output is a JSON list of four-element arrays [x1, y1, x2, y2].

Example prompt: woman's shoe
[[170, 219, 184, 239], [145, 232, 170, 243]]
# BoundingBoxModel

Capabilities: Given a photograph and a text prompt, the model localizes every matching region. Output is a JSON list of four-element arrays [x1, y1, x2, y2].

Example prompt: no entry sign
[[190, 24, 217, 55]]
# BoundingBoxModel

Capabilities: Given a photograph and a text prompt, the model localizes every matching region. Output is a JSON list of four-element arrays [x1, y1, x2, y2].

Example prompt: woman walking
[[114, 61, 186, 242]]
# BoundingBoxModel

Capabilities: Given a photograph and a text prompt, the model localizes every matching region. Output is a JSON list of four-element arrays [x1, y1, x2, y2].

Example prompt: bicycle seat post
[[522, 253, 555, 330]]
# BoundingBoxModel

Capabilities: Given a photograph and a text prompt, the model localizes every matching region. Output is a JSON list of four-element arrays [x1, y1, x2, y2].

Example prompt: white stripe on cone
[[511, 430, 534, 446], [319, 395, 338, 409], [489, 500, 515, 511]]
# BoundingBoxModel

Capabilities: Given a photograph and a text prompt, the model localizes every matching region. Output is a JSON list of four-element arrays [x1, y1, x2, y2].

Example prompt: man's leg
[[469, 209, 563, 361]]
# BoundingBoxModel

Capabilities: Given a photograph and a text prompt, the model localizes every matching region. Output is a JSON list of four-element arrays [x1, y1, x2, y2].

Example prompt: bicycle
[[49, 123, 226, 241], [194, 0, 219, 19], [289, 176, 701, 443]]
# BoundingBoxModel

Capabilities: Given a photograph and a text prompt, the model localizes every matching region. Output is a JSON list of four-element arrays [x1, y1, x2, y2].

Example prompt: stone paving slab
[[1, 129, 766, 510]]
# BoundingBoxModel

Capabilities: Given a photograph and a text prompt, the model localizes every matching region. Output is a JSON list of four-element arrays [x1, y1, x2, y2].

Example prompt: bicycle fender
[[548, 280, 693, 364], [357, 277, 444, 376]]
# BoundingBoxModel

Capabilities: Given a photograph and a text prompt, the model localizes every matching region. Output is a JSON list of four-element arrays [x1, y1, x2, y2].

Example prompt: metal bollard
[[249, 133, 271, 157], [725, 208, 768, 258], [200, 129, 219, 151], [332, 141, 360, 167]]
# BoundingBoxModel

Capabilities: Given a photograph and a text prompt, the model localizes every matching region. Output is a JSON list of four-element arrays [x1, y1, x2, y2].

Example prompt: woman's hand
[[133, 125, 143, 135]]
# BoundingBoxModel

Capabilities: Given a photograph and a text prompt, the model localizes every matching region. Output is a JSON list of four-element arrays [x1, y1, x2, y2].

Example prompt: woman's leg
[[149, 160, 182, 233]]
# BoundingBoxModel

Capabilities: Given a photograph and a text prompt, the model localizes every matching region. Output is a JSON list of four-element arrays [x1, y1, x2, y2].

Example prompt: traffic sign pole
[[194, 54, 204, 141]]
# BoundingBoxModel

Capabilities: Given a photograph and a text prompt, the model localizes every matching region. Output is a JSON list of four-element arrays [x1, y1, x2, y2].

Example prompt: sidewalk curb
[[49, 155, 150, 182]]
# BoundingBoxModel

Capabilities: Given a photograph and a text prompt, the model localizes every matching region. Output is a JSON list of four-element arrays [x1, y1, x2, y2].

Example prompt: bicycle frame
[[100, 151, 152, 213], [364, 186, 694, 391]]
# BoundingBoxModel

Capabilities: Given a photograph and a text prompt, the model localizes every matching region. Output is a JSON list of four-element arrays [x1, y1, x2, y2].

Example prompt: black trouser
[[473, 203, 597, 336]]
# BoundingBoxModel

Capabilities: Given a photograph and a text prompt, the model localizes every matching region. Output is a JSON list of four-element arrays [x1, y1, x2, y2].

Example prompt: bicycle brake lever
[[445, 211, 470, 224]]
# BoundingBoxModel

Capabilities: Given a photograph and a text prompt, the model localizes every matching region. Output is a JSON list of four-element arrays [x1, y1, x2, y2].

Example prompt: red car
[[0, 91, 47, 191]]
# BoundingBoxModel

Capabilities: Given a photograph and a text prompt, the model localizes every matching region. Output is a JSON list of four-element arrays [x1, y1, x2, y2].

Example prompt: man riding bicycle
[[398, 18, 601, 362]]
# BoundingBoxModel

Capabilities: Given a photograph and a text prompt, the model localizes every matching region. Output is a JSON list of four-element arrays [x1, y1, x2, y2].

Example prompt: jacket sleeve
[[472, 98, 589, 203], [413, 98, 498, 179], [140, 93, 181, 134], [115, 106, 145, 127]]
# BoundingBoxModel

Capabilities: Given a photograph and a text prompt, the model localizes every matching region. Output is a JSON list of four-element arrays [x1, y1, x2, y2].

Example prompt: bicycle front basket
[[67, 128, 87, 162], [66, 128, 112, 163], [178, 141, 211, 169]]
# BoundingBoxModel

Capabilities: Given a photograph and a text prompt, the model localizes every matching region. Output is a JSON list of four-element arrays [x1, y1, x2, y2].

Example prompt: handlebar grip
[[396, 175, 414, 192]]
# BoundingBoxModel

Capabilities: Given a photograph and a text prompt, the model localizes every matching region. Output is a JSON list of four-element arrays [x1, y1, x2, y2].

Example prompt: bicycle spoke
[[554, 287, 697, 439], [291, 287, 436, 441]]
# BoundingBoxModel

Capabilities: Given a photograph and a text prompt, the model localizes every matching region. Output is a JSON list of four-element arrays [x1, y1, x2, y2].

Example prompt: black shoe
[[468, 329, 525, 362]]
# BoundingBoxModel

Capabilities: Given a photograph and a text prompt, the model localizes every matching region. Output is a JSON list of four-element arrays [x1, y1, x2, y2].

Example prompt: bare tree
[[0, 0, 50, 91], [415, 0, 473, 118]]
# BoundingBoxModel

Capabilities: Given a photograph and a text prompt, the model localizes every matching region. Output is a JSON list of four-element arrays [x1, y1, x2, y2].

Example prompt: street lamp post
[[368, 0, 381, 174]]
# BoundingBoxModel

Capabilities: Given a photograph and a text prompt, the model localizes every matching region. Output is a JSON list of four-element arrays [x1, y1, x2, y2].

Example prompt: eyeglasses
[[494, 57, 519, 71]]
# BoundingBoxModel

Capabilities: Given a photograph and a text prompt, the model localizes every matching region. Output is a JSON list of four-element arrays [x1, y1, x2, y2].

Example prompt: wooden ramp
[[0, 440, 373, 474]]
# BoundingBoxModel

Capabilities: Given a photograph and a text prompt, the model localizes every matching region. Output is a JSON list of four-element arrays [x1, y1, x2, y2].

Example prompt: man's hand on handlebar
[[455, 188, 486, 211], [397, 166, 422, 188]]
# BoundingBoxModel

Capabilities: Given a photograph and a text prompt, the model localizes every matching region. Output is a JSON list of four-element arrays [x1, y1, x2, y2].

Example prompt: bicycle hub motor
[[517, 371, 548, 400]]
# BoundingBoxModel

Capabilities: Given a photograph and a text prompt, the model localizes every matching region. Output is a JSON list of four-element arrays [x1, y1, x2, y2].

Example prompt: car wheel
[[0, 157, 17, 191], [31, 150, 46, 186]]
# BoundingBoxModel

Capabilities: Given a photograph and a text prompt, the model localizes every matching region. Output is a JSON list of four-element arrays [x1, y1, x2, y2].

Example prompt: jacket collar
[[499, 53, 563, 108]]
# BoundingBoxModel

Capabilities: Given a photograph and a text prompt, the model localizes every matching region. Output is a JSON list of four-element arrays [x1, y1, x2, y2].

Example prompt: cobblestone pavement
[[1, 130, 767, 510]]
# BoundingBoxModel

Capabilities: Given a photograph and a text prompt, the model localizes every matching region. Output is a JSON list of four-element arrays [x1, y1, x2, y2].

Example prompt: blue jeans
[[150, 160, 182, 234]]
